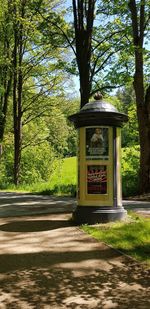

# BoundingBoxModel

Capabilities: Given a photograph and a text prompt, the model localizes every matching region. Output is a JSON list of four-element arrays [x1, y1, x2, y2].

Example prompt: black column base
[[72, 206, 127, 225]]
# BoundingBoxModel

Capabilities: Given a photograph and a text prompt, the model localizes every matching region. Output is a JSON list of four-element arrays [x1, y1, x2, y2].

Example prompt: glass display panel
[[87, 165, 107, 194], [86, 127, 109, 160]]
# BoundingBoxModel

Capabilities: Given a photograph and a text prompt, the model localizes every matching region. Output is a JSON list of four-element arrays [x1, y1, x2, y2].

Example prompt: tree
[[128, 0, 150, 193]]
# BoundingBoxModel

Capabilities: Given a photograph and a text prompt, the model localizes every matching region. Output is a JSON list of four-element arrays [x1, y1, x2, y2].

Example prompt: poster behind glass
[[86, 127, 109, 160], [87, 165, 107, 194]]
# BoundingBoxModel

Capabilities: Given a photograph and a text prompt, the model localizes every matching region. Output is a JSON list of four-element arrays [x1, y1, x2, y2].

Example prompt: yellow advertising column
[[69, 94, 128, 224]]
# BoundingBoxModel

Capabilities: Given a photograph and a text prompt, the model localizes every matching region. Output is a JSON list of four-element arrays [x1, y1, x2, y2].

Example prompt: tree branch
[[22, 110, 48, 126], [37, 6, 76, 56], [22, 138, 47, 150], [90, 46, 114, 81], [93, 51, 114, 76], [90, 83, 124, 97], [92, 30, 123, 52]]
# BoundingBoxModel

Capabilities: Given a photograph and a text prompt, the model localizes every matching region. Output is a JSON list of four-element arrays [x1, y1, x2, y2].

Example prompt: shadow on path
[[0, 249, 149, 308], [0, 219, 73, 232]]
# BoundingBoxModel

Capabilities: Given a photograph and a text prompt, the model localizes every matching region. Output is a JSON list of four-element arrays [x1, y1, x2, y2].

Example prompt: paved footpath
[[0, 192, 149, 309]]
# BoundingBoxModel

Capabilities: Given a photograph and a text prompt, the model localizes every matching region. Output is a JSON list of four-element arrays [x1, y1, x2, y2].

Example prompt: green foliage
[[105, 95, 124, 112], [45, 105, 69, 155], [122, 146, 140, 197], [82, 212, 150, 265], [20, 142, 56, 184], [0, 139, 14, 185], [0, 92, 78, 188], [0, 140, 57, 186], [0, 133, 77, 194], [122, 103, 139, 147], [65, 125, 77, 157], [44, 156, 77, 195], [107, 86, 139, 149]]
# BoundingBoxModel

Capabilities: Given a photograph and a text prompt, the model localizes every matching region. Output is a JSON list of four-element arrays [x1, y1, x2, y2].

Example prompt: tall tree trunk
[[72, 0, 95, 108], [13, 1, 24, 185], [77, 30, 92, 107], [13, 17, 20, 185]]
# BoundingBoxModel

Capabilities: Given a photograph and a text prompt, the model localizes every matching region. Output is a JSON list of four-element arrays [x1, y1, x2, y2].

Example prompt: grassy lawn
[[82, 212, 150, 266], [43, 156, 77, 195]]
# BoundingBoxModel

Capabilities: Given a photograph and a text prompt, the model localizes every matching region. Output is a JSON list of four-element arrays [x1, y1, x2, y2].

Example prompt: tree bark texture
[[13, 1, 24, 185], [72, 0, 95, 108]]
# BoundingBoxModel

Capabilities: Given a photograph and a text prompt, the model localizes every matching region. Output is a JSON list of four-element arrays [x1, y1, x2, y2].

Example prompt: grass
[[52, 156, 77, 187], [82, 212, 150, 266], [0, 157, 77, 196], [36, 156, 77, 195]]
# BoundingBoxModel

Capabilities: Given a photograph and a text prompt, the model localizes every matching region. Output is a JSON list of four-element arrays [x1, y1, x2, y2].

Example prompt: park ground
[[0, 192, 149, 309]]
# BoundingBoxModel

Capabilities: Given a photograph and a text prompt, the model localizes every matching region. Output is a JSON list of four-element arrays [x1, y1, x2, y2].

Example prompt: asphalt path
[[0, 192, 75, 217], [0, 191, 150, 217]]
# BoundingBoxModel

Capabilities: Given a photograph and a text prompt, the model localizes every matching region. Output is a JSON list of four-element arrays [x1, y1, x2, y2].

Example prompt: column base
[[72, 206, 127, 225]]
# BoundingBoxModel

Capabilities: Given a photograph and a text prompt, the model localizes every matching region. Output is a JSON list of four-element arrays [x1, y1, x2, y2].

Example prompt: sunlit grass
[[1, 157, 77, 196], [52, 156, 77, 185], [82, 212, 150, 266]]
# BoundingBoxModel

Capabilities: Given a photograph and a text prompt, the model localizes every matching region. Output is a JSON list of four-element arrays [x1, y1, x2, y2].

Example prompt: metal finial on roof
[[94, 92, 103, 100]]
